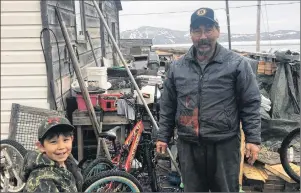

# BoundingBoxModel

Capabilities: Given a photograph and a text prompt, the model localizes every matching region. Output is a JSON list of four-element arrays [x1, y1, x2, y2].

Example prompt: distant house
[[1, 0, 122, 139], [120, 39, 153, 56]]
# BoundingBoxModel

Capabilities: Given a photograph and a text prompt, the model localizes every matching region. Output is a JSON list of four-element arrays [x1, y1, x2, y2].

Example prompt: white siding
[[0, 1, 49, 139]]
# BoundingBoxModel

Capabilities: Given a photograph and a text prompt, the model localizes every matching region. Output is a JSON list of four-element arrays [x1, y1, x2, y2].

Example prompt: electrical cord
[[40, 28, 65, 110], [119, 2, 300, 16]]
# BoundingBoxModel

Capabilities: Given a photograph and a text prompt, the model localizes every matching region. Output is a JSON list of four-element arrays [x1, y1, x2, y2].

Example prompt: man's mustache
[[197, 39, 211, 46]]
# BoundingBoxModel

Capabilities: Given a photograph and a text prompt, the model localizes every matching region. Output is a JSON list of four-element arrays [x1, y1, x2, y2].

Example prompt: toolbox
[[99, 93, 123, 112]]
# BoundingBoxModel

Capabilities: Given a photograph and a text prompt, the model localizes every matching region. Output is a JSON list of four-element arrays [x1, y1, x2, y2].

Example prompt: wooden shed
[[1, 0, 122, 139]]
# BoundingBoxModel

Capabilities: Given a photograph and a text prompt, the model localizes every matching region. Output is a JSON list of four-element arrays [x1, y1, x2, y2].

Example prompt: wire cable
[[119, 2, 300, 16], [40, 28, 66, 110]]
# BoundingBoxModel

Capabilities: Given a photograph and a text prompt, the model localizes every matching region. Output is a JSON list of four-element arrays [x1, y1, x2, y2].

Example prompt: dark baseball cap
[[38, 116, 75, 140], [190, 8, 219, 28]]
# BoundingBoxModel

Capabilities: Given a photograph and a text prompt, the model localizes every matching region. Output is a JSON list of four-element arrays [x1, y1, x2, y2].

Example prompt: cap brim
[[39, 124, 75, 140], [191, 17, 217, 28]]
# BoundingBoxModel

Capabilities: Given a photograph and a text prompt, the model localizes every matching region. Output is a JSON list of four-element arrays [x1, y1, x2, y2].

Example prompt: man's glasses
[[191, 26, 215, 37]]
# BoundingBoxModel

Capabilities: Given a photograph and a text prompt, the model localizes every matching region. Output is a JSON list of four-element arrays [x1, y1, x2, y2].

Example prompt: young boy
[[21, 116, 83, 192]]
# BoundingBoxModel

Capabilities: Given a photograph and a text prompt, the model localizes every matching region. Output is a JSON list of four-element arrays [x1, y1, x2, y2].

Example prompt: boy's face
[[37, 135, 73, 166]]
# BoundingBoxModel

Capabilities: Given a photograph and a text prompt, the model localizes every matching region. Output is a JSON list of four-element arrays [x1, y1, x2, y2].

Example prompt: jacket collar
[[185, 42, 224, 64]]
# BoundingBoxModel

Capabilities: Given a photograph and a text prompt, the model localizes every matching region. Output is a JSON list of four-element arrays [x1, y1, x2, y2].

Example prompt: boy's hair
[[39, 125, 74, 145]]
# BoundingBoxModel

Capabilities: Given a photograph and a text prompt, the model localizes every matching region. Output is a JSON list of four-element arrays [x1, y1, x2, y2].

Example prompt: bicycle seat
[[99, 126, 121, 141]]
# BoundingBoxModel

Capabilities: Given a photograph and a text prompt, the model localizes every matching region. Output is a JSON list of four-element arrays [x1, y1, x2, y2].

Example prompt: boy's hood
[[20, 150, 78, 182], [20, 150, 56, 181]]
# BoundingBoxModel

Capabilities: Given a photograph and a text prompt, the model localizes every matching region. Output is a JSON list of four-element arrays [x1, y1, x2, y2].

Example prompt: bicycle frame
[[111, 120, 145, 172]]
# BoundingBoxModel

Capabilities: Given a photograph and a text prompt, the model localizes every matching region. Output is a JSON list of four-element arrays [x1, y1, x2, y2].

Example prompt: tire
[[145, 143, 159, 192], [0, 139, 27, 192], [78, 155, 96, 170], [279, 128, 300, 183], [83, 170, 144, 192], [0, 139, 27, 157], [82, 157, 114, 179]]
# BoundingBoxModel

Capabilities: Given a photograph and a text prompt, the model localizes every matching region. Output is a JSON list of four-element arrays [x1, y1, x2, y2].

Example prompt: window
[[74, 0, 86, 43]]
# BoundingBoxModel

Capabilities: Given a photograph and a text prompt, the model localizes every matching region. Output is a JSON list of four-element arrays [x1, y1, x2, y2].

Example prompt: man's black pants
[[177, 136, 241, 192]]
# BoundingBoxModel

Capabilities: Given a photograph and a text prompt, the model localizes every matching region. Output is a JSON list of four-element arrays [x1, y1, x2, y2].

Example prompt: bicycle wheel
[[279, 128, 300, 183], [82, 157, 114, 179], [78, 155, 96, 170], [0, 139, 27, 192], [83, 170, 144, 192]]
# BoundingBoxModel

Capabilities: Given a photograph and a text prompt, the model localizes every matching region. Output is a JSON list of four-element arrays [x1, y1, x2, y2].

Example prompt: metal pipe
[[225, 0, 232, 50], [54, 6, 111, 159], [256, 0, 261, 52], [92, 0, 182, 178], [86, 30, 101, 67]]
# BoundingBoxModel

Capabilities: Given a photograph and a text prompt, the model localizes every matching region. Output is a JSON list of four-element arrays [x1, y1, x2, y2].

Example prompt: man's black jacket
[[157, 43, 261, 144]]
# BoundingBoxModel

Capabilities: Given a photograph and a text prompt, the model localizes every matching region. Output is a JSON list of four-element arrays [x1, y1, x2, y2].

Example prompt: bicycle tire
[[279, 128, 300, 183], [78, 155, 96, 170], [83, 170, 144, 192], [82, 157, 114, 179], [0, 139, 27, 192], [0, 139, 27, 158], [145, 143, 159, 192]]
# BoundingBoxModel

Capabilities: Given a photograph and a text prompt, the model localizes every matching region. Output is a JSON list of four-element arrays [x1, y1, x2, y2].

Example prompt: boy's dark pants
[[177, 136, 241, 192]]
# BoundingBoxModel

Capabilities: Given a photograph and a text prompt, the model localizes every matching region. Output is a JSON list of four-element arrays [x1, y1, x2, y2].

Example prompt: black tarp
[[256, 50, 300, 148]]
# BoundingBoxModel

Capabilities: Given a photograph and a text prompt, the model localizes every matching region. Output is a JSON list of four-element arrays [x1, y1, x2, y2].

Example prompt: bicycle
[[0, 139, 27, 192], [82, 98, 159, 192], [279, 127, 300, 183]]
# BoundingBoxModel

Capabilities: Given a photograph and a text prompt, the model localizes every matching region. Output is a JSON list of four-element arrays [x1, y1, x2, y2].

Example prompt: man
[[156, 7, 261, 192]]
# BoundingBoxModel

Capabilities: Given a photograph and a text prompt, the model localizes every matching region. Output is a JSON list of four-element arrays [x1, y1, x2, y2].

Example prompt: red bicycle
[[82, 102, 159, 192]]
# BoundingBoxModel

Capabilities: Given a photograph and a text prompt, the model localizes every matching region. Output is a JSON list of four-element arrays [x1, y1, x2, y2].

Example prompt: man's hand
[[245, 143, 260, 165], [156, 141, 168, 154]]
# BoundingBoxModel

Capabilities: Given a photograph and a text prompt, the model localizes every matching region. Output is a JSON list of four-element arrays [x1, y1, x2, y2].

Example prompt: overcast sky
[[119, 1, 300, 34]]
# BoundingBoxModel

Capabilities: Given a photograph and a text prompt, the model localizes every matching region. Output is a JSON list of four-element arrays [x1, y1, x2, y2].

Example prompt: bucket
[[86, 67, 108, 89]]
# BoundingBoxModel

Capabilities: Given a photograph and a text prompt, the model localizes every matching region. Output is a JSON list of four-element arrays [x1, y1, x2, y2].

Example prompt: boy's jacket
[[21, 150, 83, 192]]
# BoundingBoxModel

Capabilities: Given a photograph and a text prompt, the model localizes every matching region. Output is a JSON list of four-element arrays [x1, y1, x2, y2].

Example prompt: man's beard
[[194, 39, 214, 57]]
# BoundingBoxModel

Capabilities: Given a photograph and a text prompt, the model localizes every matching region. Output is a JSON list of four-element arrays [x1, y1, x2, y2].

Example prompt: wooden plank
[[1, 76, 48, 87], [1, 64, 46, 76], [48, 26, 76, 44], [85, 16, 101, 28], [53, 60, 98, 99], [1, 99, 50, 111], [243, 163, 267, 182], [87, 27, 101, 39], [47, 0, 74, 12], [1, 12, 42, 25], [54, 74, 72, 99], [1, 1, 40, 12], [1, 26, 42, 38], [84, 3, 99, 18], [52, 48, 101, 80], [264, 164, 299, 183], [47, 6, 75, 27], [1, 38, 42, 51], [72, 110, 129, 126], [50, 39, 101, 63], [1, 87, 48, 99], [55, 89, 71, 111], [1, 51, 44, 63]]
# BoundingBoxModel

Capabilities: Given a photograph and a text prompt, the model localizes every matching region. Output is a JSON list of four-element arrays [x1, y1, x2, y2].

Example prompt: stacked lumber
[[242, 160, 300, 192]]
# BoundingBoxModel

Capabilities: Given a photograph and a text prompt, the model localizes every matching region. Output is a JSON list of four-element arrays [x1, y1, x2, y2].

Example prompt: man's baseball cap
[[38, 116, 75, 140], [190, 8, 219, 28]]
